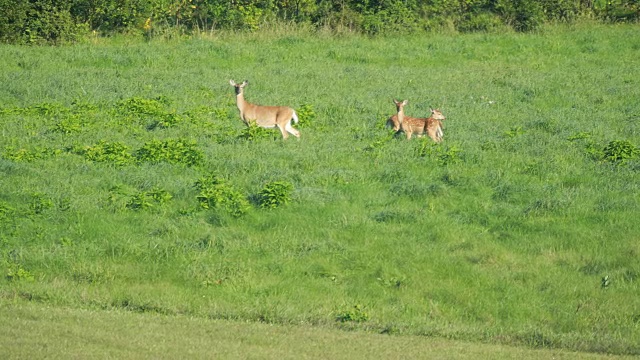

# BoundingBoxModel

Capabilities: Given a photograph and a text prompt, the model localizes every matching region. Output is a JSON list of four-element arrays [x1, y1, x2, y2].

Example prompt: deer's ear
[[242, 80, 249, 86], [230, 80, 236, 86], [403, 100, 408, 106]]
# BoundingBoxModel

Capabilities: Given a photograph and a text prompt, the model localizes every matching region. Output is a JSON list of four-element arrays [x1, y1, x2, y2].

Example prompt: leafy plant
[[336, 304, 369, 323], [503, 126, 525, 138], [6, 266, 34, 282], [603, 140, 638, 164], [3, 147, 60, 162], [73, 141, 133, 165], [52, 114, 84, 134], [239, 123, 274, 141], [195, 175, 250, 217], [416, 140, 462, 165], [567, 131, 592, 141], [258, 181, 294, 209], [135, 139, 203, 166], [0, 202, 14, 221], [117, 97, 166, 117], [29, 193, 54, 214], [126, 188, 172, 211], [296, 104, 316, 128]]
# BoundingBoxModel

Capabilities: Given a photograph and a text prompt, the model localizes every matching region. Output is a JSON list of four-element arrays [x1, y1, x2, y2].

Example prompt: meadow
[[1, 23, 639, 356]]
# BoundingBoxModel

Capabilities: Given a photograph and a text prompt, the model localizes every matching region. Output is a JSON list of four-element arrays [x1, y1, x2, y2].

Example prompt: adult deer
[[229, 80, 300, 139], [389, 99, 444, 142]]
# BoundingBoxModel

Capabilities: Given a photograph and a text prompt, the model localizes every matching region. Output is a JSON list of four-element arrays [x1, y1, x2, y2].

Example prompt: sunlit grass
[[0, 23, 639, 355]]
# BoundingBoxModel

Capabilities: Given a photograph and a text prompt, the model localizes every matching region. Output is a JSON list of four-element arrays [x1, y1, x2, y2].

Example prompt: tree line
[[0, 0, 638, 44]]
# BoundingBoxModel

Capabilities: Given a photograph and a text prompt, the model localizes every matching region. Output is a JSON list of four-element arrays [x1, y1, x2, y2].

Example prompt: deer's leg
[[277, 124, 289, 139], [427, 125, 442, 143], [284, 120, 300, 138]]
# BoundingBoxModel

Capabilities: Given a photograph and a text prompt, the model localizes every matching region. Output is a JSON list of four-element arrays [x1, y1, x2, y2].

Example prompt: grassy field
[[1, 301, 635, 359], [1, 23, 639, 356]]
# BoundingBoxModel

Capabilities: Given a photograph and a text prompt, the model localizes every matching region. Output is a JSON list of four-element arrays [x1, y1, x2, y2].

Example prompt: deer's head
[[229, 79, 248, 96]]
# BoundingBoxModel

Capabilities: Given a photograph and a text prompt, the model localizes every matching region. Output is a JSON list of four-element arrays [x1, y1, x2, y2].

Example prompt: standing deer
[[229, 80, 300, 139], [389, 99, 445, 142]]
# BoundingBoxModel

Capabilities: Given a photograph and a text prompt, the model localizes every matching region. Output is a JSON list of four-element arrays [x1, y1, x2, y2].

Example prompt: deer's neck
[[397, 108, 404, 125], [235, 93, 247, 111]]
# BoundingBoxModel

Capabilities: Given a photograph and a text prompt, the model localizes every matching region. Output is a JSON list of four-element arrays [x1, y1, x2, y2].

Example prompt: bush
[[72, 141, 133, 166], [336, 304, 369, 323], [257, 181, 294, 209], [457, 12, 505, 32], [238, 123, 276, 141], [126, 188, 172, 211], [195, 175, 250, 217], [0, 0, 87, 44], [0, 0, 637, 44], [603, 140, 638, 164], [502, 0, 545, 32], [135, 139, 203, 166]]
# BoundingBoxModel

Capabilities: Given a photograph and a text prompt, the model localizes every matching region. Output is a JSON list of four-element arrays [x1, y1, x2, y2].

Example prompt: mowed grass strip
[[0, 302, 633, 360]]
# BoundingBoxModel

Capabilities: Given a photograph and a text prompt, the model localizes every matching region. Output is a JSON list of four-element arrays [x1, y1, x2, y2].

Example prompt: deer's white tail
[[292, 111, 299, 124]]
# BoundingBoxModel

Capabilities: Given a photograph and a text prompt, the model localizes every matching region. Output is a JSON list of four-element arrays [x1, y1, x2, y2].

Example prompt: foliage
[[295, 104, 316, 128], [117, 97, 167, 117], [257, 181, 294, 209], [135, 139, 203, 166], [72, 141, 133, 165], [2, 147, 60, 162], [500, 0, 545, 32], [6, 266, 34, 282], [195, 175, 250, 217], [2, 0, 640, 44], [126, 188, 173, 210], [238, 123, 275, 141], [29, 193, 54, 214], [52, 114, 84, 134], [0, 202, 14, 221], [0, 0, 86, 44], [603, 140, 639, 164], [416, 140, 462, 165], [336, 304, 369, 323]]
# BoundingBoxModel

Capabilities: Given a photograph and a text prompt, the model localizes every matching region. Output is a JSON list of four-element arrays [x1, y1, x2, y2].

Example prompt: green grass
[[1, 301, 635, 360], [1, 22, 639, 356]]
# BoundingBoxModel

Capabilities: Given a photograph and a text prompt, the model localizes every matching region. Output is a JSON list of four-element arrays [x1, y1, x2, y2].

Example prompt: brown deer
[[229, 80, 300, 139], [389, 99, 444, 142]]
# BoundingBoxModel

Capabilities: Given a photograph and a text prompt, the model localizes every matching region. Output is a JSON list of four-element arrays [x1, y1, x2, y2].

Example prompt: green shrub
[[126, 188, 172, 211], [457, 12, 504, 32], [336, 304, 369, 323], [239, 123, 275, 141], [195, 175, 250, 217], [52, 114, 84, 134], [416, 140, 462, 165], [258, 181, 294, 209], [3, 147, 60, 162], [73, 141, 133, 166], [0, 202, 14, 221], [0, 0, 86, 44], [6, 266, 34, 282], [135, 139, 203, 166], [117, 97, 167, 117], [603, 140, 638, 164], [295, 104, 316, 128], [503, 0, 545, 32], [29, 193, 54, 215]]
